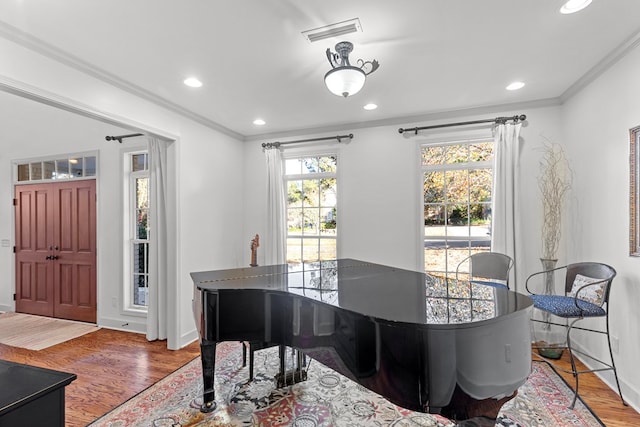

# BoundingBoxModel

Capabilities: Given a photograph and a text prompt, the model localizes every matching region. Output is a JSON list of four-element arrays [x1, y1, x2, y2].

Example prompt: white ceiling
[[1, 0, 639, 140]]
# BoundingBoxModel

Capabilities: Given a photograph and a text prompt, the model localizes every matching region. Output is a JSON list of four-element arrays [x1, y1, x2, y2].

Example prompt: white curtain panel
[[264, 147, 286, 265], [147, 137, 169, 341], [491, 123, 522, 288]]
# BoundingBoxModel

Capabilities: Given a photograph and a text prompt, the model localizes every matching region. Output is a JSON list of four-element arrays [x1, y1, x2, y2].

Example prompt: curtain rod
[[398, 114, 526, 135], [105, 133, 144, 143], [262, 133, 353, 149]]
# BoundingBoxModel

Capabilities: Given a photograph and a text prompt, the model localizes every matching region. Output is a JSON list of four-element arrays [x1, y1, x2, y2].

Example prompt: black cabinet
[[0, 360, 76, 427]]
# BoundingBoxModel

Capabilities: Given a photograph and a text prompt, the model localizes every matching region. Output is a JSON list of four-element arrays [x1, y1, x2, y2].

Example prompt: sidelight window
[[124, 151, 150, 311]]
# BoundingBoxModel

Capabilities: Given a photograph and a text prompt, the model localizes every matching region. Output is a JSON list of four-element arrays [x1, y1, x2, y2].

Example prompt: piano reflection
[[191, 259, 532, 422]]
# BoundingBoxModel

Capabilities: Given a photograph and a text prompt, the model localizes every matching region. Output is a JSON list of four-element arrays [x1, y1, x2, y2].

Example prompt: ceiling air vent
[[302, 18, 362, 43]]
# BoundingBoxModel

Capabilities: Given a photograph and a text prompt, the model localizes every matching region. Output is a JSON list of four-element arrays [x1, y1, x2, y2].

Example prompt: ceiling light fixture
[[560, 0, 592, 14], [325, 41, 379, 97], [363, 103, 378, 110], [506, 81, 525, 91], [183, 77, 203, 88], [253, 119, 266, 126]]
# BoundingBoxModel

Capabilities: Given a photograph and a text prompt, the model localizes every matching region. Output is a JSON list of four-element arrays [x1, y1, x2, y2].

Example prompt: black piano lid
[[191, 258, 532, 329]]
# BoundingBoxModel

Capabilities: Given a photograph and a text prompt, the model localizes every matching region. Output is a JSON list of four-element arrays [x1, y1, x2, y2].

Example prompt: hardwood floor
[[0, 328, 638, 426], [539, 350, 640, 427], [0, 328, 200, 427]]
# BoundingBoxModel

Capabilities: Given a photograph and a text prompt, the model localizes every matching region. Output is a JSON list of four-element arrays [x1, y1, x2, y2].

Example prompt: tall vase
[[541, 258, 557, 295], [535, 258, 565, 359]]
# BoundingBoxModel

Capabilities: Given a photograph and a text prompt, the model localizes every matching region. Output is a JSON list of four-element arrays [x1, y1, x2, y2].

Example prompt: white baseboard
[[97, 318, 199, 351], [97, 316, 146, 334], [179, 328, 199, 350], [571, 341, 640, 413]]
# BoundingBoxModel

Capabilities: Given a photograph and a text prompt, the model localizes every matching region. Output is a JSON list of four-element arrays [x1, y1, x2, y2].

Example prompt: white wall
[[561, 41, 640, 409], [241, 43, 640, 408], [3, 21, 638, 409], [243, 106, 564, 289], [0, 37, 245, 349], [0, 91, 126, 320]]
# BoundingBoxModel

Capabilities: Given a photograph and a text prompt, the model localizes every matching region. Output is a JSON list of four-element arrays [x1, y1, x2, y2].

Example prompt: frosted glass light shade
[[324, 66, 366, 97], [560, 0, 592, 14]]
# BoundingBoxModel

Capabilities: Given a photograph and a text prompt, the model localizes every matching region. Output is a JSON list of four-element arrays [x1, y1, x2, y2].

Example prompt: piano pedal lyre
[[275, 346, 308, 388]]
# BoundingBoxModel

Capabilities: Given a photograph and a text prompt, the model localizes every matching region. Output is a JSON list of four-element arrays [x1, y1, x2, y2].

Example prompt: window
[[422, 139, 493, 277], [124, 151, 150, 310], [284, 155, 337, 267], [15, 154, 97, 182]]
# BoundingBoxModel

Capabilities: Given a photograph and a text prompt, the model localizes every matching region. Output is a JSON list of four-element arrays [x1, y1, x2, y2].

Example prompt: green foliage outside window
[[285, 155, 337, 265], [423, 142, 492, 226]]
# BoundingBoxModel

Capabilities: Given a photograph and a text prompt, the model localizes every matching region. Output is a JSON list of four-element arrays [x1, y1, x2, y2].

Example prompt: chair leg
[[566, 320, 579, 409], [606, 315, 627, 406], [566, 316, 626, 409]]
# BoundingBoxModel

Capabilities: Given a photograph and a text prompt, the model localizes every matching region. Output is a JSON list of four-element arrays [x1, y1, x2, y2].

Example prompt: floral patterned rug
[[88, 342, 603, 427]]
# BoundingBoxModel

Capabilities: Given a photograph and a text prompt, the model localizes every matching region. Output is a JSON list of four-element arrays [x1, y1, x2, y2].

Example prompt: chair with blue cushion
[[525, 262, 625, 408], [455, 252, 514, 289]]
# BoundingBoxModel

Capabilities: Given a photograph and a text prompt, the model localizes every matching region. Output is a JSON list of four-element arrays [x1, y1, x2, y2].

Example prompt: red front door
[[15, 180, 97, 323]]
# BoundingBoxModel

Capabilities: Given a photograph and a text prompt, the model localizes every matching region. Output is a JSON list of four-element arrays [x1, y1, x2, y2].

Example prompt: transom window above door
[[15, 154, 97, 182]]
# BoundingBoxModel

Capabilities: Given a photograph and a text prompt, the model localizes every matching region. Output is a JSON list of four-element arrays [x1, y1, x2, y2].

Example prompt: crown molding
[[561, 29, 640, 103], [0, 21, 243, 141], [244, 97, 561, 142], [5, 16, 634, 144]]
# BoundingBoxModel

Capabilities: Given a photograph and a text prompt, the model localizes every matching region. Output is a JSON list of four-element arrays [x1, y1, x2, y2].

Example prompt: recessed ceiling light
[[183, 77, 203, 88], [560, 0, 592, 14], [506, 81, 525, 91], [253, 119, 266, 126], [363, 103, 378, 110]]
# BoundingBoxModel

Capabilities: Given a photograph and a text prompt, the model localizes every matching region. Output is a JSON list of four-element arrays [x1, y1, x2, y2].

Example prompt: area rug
[[0, 312, 99, 350], [88, 343, 604, 427]]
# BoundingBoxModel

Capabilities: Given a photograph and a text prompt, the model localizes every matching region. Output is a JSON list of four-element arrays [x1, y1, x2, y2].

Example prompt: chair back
[[457, 252, 514, 287], [565, 262, 617, 306]]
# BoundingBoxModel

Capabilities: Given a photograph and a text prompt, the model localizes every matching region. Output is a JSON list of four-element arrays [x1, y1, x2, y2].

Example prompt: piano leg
[[441, 385, 517, 424], [200, 340, 217, 413]]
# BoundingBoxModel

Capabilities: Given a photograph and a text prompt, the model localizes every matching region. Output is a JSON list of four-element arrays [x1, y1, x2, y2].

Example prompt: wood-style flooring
[[0, 328, 200, 426], [0, 328, 638, 426], [541, 351, 639, 427]]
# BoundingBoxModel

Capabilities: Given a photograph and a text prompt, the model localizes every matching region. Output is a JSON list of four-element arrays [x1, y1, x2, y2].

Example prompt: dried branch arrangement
[[539, 141, 572, 260]]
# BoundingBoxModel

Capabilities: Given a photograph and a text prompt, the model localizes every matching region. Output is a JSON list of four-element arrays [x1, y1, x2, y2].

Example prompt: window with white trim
[[124, 151, 150, 311], [15, 154, 97, 182], [284, 154, 337, 267], [422, 138, 494, 277]]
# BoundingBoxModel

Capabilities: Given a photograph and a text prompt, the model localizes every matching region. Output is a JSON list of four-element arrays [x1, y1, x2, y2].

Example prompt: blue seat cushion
[[530, 295, 606, 317]]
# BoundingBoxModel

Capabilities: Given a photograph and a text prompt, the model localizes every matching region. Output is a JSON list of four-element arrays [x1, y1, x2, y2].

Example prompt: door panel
[[15, 180, 97, 323], [77, 185, 93, 252], [15, 185, 55, 317], [53, 180, 97, 322]]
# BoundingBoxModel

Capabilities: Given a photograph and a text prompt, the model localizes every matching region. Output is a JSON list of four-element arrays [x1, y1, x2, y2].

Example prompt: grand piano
[[191, 258, 532, 422]]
